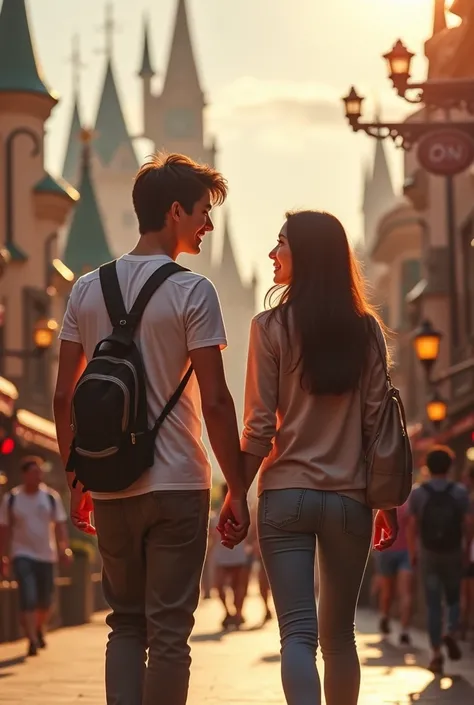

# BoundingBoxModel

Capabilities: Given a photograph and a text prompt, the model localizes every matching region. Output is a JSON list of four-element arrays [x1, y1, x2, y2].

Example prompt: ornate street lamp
[[412, 319, 443, 380], [342, 87, 364, 127], [383, 39, 415, 96], [426, 390, 448, 430]]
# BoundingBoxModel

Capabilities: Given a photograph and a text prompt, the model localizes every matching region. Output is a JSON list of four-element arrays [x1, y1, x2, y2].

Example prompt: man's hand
[[217, 492, 250, 549], [70, 487, 96, 535], [373, 509, 398, 551]]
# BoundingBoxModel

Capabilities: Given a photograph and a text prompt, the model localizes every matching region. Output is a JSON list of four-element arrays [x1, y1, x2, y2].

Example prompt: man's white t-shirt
[[0, 484, 67, 563], [59, 254, 227, 499]]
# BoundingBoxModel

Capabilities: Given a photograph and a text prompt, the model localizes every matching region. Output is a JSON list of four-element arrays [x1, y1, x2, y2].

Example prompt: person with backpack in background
[[0, 456, 71, 657], [53, 153, 249, 705], [407, 446, 473, 674]]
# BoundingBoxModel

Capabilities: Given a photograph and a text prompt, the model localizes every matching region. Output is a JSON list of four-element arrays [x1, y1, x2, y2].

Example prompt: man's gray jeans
[[93, 490, 210, 705], [258, 488, 373, 705]]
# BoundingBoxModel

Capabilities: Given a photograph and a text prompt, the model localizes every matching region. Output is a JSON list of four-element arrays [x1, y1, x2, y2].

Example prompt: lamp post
[[343, 44, 474, 362], [5, 128, 41, 255], [412, 317, 447, 432]]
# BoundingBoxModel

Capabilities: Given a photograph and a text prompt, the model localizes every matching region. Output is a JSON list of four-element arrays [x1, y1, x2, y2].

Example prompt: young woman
[[223, 211, 398, 705]]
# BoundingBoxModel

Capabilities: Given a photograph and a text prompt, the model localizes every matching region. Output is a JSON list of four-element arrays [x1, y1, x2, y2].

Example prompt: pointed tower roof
[[162, 0, 203, 97], [62, 101, 82, 184], [94, 61, 138, 167], [62, 35, 84, 183], [63, 129, 113, 276], [94, 4, 138, 168], [0, 0, 56, 101], [138, 14, 155, 77], [432, 0, 447, 35], [220, 212, 241, 284], [372, 138, 395, 200]]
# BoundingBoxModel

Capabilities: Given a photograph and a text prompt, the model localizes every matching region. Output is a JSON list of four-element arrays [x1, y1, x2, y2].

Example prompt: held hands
[[70, 486, 96, 535], [217, 491, 250, 549], [373, 509, 398, 551]]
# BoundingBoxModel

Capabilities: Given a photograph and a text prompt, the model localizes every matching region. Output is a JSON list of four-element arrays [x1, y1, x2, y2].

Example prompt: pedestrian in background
[[407, 446, 473, 674], [460, 464, 474, 642], [374, 498, 414, 645], [0, 456, 71, 657], [221, 210, 399, 705]]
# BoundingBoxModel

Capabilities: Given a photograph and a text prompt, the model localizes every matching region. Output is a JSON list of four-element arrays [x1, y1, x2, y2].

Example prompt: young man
[[0, 456, 70, 656], [407, 446, 473, 674], [54, 153, 249, 705]]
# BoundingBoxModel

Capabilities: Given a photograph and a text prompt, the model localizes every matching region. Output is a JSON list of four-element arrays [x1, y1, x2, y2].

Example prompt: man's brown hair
[[132, 152, 228, 234], [20, 455, 44, 472]]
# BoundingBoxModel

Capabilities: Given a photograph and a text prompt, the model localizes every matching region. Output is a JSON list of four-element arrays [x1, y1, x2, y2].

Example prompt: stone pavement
[[1, 590, 474, 704]]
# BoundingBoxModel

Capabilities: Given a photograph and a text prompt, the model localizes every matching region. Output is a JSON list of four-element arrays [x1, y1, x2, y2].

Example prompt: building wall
[[0, 99, 72, 418]]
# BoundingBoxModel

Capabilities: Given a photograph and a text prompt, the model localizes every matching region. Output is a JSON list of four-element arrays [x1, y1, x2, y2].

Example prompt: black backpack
[[66, 260, 193, 494], [419, 483, 463, 553]]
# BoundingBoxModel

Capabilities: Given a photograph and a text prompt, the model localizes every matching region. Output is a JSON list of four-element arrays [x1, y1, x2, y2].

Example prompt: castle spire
[[0, 0, 57, 105], [93, 4, 138, 168], [61, 35, 84, 184], [138, 14, 155, 78], [63, 129, 113, 276], [220, 211, 241, 284], [432, 0, 447, 36], [371, 107, 395, 201], [162, 0, 203, 98]]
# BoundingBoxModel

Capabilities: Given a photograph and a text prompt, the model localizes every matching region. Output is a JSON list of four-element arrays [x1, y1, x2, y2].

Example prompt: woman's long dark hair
[[266, 210, 382, 396]]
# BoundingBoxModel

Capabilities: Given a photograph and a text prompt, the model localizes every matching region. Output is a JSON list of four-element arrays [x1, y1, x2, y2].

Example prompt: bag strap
[[100, 260, 189, 336], [99, 261, 128, 328], [367, 316, 391, 386], [151, 364, 194, 440]]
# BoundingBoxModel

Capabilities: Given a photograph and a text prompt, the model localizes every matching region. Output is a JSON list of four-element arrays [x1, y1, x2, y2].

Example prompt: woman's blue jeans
[[258, 488, 372, 705]]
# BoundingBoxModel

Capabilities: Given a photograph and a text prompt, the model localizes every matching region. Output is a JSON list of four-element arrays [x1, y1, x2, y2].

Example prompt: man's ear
[[170, 201, 181, 223]]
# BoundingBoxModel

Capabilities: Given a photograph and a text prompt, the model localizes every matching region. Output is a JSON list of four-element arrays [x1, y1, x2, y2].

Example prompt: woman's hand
[[373, 509, 398, 551]]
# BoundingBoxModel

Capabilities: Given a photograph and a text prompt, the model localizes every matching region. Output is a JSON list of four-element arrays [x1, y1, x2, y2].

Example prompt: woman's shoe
[[428, 654, 444, 675]]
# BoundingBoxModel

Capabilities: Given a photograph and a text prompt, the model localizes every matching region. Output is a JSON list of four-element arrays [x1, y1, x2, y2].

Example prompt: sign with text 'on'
[[417, 129, 474, 177]]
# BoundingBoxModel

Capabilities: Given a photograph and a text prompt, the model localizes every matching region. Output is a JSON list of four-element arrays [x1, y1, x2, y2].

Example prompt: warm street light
[[426, 391, 448, 429], [383, 39, 414, 94], [33, 319, 58, 351], [413, 319, 443, 379], [342, 87, 364, 125]]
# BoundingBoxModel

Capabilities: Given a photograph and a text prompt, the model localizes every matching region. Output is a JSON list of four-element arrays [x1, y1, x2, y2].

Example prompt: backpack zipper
[[96, 356, 139, 420], [75, 445, 119, 459], [72, 374, 130, 432]]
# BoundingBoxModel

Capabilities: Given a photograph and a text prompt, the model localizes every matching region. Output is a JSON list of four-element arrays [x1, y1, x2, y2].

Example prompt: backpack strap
[[99, 260, 127, 328], [151, 365, 194, 439], [99, 261, 190, 339], [129, 262, 189, 323], [7, 492, 14, 526]]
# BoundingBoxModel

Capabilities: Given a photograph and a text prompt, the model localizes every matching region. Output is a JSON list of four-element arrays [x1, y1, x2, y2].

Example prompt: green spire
[[62, 99, 82, 184], [138, 15, 154, 77], [94, 59, 138, 169], [63, 132, 112, 275], [0, 0, 56, 100], [62, 34, 84, 185]]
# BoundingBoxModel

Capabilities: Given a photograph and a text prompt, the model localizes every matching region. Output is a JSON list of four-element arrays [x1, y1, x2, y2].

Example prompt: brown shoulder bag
[[364, 322, 413, 510]]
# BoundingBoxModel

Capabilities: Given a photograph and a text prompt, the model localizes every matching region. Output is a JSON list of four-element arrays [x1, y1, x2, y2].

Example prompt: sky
[[26, 0, 460, 300]]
